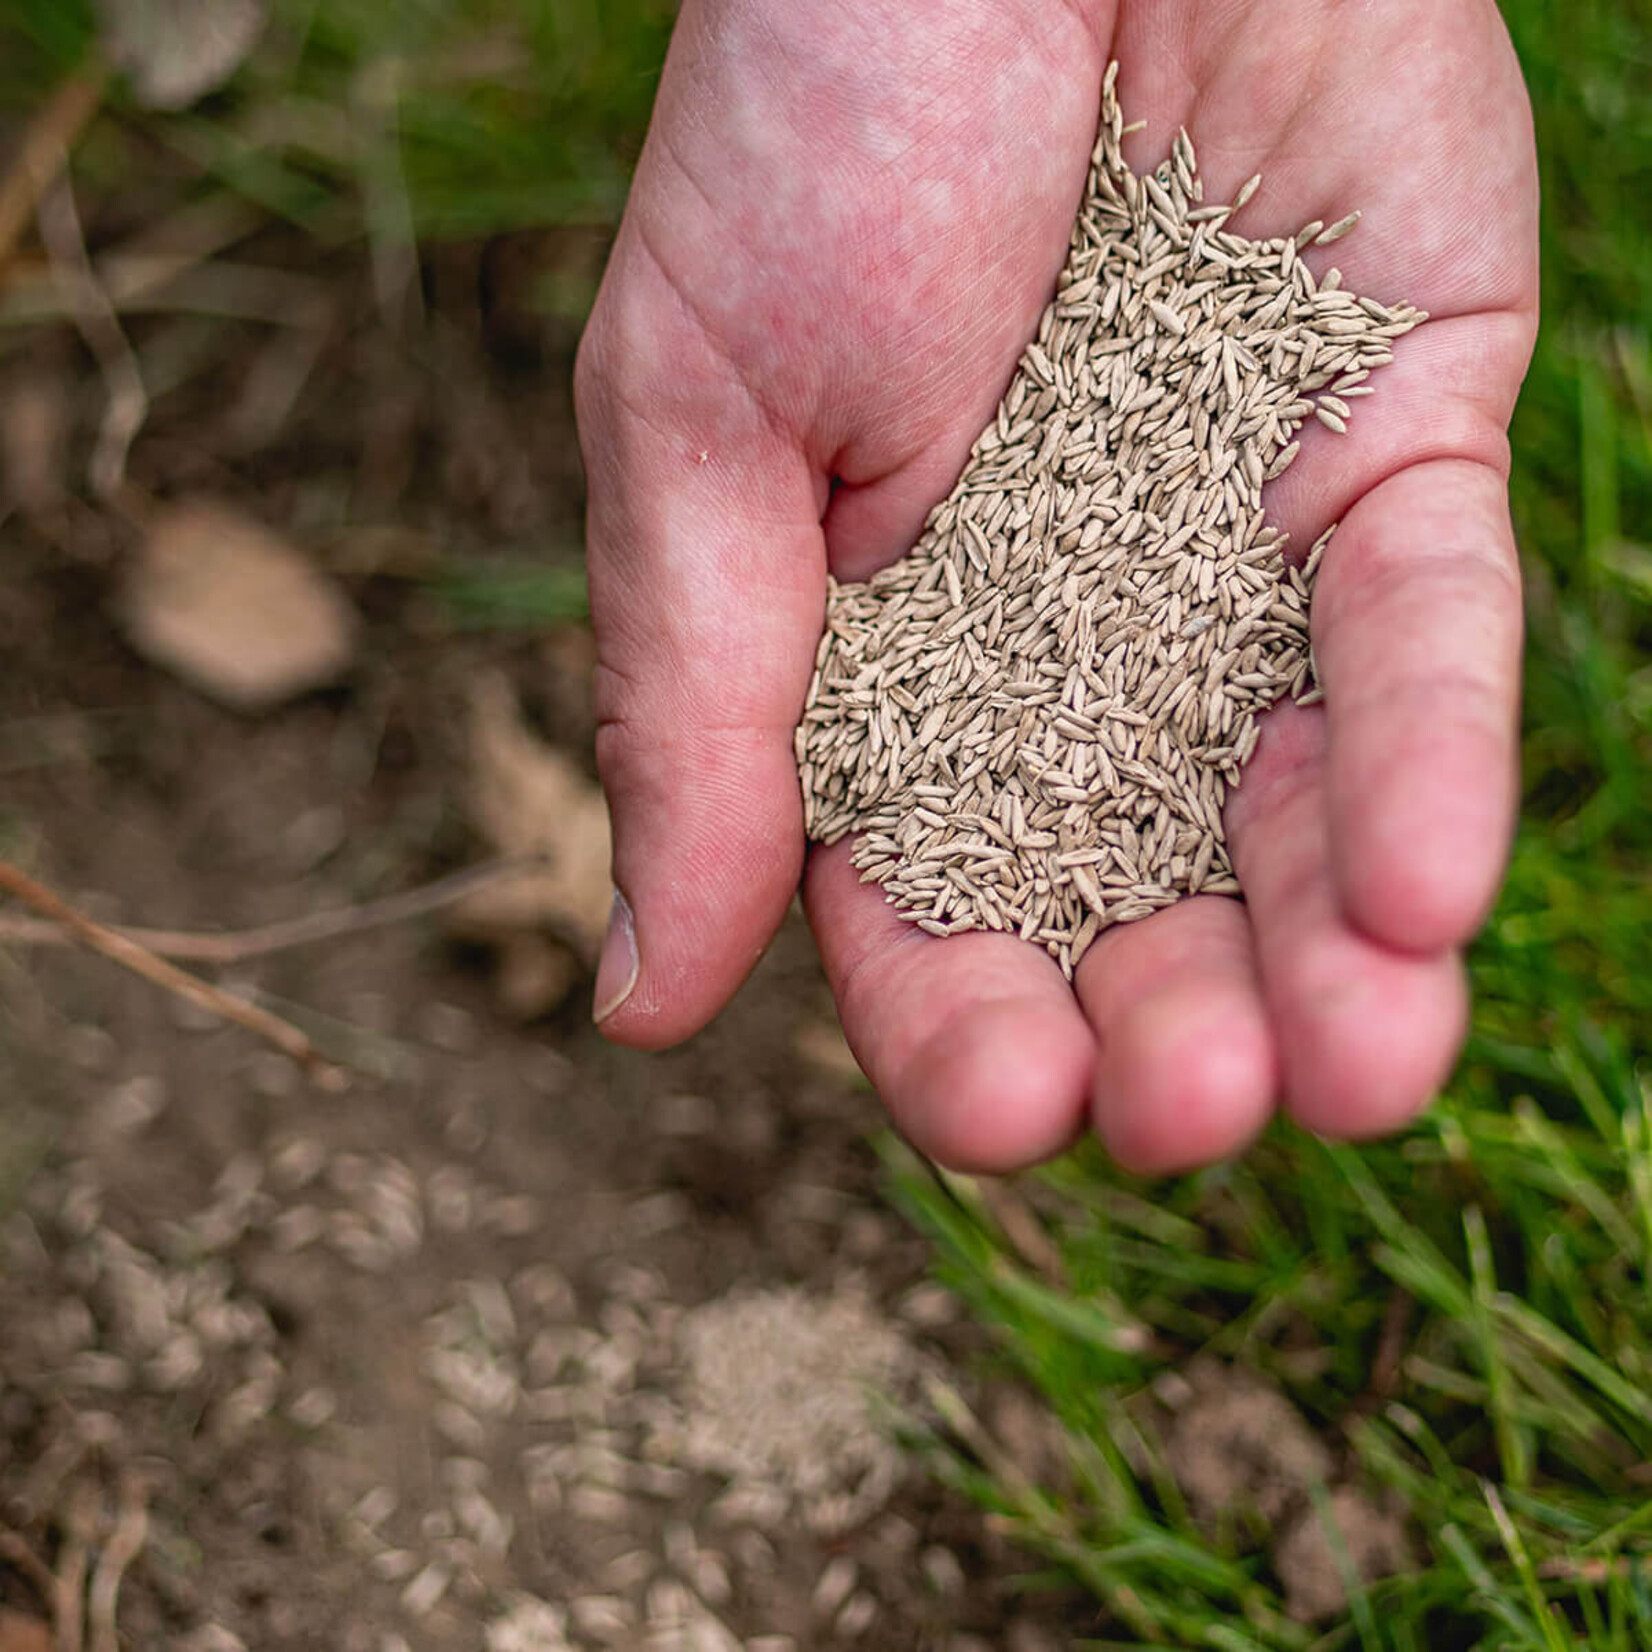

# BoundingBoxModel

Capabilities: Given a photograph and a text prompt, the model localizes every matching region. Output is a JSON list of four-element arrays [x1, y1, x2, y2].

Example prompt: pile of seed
[[796, 62, 1423, 975]]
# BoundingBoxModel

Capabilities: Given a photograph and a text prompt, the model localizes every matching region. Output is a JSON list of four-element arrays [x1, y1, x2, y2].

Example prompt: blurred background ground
[[0, 4, 1092, 1648], [1, 1, 1650, 1649]]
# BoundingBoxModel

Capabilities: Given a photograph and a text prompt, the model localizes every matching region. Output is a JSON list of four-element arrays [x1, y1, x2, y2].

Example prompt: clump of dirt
[[661, 1283, 921, 1536], [1274, 1484, 1414, 1623], [1166, 1365, 1335, 1526], [1160, 1364, 1412, 1621]]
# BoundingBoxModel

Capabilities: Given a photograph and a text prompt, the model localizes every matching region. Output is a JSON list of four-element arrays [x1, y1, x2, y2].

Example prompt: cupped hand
[[574, 0, 1539, 1173]]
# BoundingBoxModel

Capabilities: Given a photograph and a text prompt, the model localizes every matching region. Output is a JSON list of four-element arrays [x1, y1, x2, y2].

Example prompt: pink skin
[[575, 0, 1539, 1175]]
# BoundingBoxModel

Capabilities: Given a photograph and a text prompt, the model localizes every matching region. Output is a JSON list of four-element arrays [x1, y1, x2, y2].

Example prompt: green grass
[[889, 2, 1652, 1645]]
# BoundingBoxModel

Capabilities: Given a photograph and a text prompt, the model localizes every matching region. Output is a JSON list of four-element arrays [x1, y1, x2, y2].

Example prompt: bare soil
[[0, 242, 1086, 1651]]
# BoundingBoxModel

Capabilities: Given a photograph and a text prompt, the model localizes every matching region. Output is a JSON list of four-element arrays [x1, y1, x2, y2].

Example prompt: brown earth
[[0, 236, 1089, 1651]]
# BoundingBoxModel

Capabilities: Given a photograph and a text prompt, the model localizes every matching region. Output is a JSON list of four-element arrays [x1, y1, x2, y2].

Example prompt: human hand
[[574, 0, 1539, 1173]]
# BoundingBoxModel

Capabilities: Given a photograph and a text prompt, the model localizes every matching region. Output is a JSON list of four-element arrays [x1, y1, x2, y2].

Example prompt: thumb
[[575, 254, 825, 1049]]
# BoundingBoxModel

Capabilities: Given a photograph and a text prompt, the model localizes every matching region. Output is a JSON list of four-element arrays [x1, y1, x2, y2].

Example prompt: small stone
[[121, 498, 357, 711], [570, 1596, 633, 1640], [177, 1628, 249, 1652], [247, 1052, 299, 1098], [289, 1385, 337, 1428], [568, 1483, 632, 1525], [427, 1166, 476, 1234], [602, 1549, 656, 1591], [399, 1562, 452, 1620], [444, 1104, 488, 1154], [896, 1282, 960, 1327], [835, 1591, 879, 1639], [811, 1556, 858, 1619], [268, 1135, 327, 1191], [690, 1551, 732, 1606], [92, 1075, 167, 1135], [481, 1194, 544, 1237], [485, 1596, 569, 1652], [350, 1487, 397, 1530], [840, 1209, 895, 1259], [432, 1402, 489, 1454], [65, 1024, 118, 1073], [95, 0, 267, 109], [872, 1512, 919, 1559], [512, 1262, 576, 1319], [920, 1546, 966, 1597], [729, 1528, 777, 1572], [270, 1204, 324, 1252]]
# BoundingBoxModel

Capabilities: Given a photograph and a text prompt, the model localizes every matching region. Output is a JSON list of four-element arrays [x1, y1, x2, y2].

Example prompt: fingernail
[[593, 890, 639, 1024]]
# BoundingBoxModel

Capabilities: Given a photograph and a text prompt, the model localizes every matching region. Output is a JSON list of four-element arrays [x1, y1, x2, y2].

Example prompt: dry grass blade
[[53, 1482, 99, 1652], [0, 1531, 56, 1615], [0, 859, 347, 1089], [35, 165, 146, 502], [0, 65, 108, 269], [85, 1477, 147, 1652]]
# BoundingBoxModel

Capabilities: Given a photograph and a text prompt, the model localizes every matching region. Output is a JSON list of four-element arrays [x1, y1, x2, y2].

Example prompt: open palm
[[575, 0, 1538, 1172]]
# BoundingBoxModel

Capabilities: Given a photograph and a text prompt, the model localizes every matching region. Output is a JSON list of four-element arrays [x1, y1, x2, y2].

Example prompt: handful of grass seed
[[796, 63, 1423, 977]]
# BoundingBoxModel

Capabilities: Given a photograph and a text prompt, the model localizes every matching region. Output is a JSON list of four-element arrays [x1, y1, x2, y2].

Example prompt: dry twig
[[52, 1482, 99, 1652], [0, 1530, 56, 1615], [0, 856, 539, 962], [35, 161, 146, 502], [0, 859, 346, 1089], [0, 65, 108, 269], [85, 1477, 146, 1652]]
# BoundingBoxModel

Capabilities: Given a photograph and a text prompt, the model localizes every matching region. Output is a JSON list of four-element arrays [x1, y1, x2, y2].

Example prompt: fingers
[[804, 841, 1094, 1172], [1075, 897, 1278, 1175], [1312, 457, 1524, 953], [1227, 702, 1468, 1139], [576, 242, 826, 1049]]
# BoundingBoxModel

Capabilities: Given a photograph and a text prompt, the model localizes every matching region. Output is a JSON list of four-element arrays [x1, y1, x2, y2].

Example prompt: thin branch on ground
[[85, 1477, 146, 1652], [0, 859, 347, 1090], [0, 63, 108, 269], [35, 157, 147, 503], [0, 856, 541, 962], [0, 1529, 57, 1616], [53, 1481, 99, 1652]]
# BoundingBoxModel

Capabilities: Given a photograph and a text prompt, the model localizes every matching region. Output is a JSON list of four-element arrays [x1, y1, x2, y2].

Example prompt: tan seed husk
[[795, 63, 1423, 976]]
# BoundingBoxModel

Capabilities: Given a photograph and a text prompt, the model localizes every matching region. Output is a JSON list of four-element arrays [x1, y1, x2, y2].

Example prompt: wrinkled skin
[[575, 0, 1539, 1174]]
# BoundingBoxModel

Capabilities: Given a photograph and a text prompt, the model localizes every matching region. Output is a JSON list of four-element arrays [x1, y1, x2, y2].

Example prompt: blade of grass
[[1465, 1204, 1531, 1489]]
